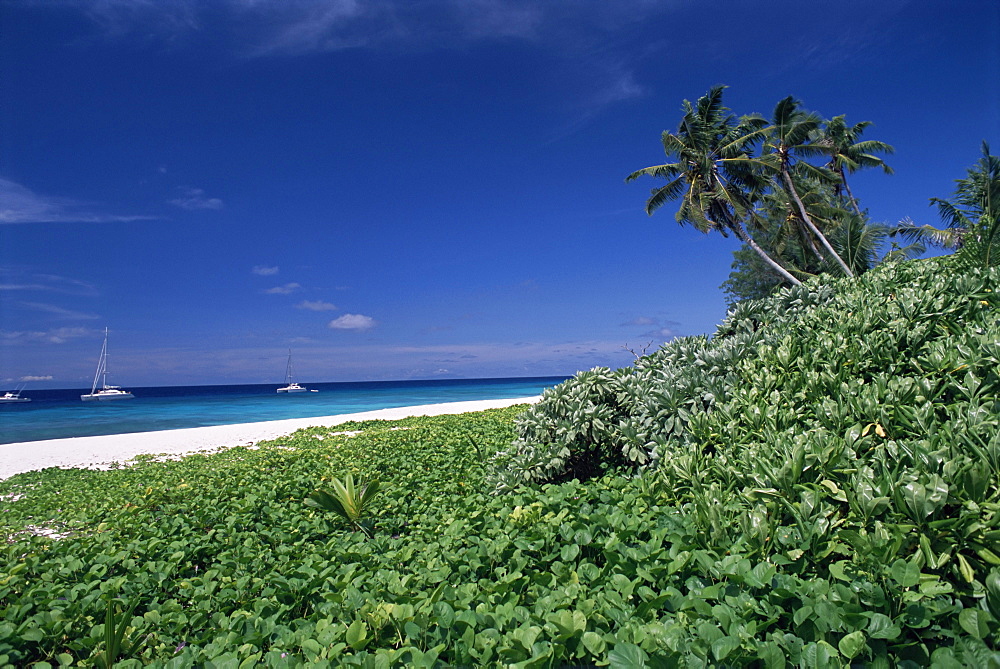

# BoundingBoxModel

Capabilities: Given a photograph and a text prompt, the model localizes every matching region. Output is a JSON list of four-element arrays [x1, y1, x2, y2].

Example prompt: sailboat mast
[[103, 328, 110, 390], [91, 328, 109, 393]]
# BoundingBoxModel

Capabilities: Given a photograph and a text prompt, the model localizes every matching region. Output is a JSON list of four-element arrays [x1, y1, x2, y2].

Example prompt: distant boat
[[81, 328, 134, 401], [0, 386, 30, 403], [277, 349, 311, 393]]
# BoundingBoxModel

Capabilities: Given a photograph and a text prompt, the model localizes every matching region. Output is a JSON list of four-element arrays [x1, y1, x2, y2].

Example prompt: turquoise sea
[[0, 376, 565, 444]]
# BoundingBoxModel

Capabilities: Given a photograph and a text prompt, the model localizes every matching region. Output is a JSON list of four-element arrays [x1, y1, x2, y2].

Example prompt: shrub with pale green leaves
[[490, 257, 1000, 664]]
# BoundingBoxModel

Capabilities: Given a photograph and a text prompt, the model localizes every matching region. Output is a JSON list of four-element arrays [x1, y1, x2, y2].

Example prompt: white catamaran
[[277, 349, 312, 393], [81, 328, 134, 401], [0, 385, 30, 403]]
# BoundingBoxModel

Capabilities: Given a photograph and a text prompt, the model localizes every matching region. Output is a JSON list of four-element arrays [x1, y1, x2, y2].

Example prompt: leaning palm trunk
[[781, 169, 855, 277], [839, 168, 863, 216], [728, 218, 802, 286]]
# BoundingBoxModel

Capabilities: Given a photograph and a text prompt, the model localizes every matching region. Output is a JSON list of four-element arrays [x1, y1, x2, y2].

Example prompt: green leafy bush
[[491, 257, 1000, 663]]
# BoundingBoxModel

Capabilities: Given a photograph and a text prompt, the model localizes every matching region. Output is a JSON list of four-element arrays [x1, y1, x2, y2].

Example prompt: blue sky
[[2, 0, 998, 388]]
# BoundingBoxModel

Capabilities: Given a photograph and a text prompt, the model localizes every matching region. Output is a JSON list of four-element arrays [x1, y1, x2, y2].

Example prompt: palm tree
[[816, 115, 894, 215], [760, 96, 855, 277], [931, 142, 1000, 266], [895, 143, 1000, 267], [626, 86, 802, 286]]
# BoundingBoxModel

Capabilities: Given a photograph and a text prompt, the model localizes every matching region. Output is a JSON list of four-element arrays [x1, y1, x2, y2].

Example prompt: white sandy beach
[[0, 396, 539, 480]]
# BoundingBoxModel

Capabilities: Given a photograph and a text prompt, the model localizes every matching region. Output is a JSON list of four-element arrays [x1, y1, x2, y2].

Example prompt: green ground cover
[[2, 257, 999, 667]]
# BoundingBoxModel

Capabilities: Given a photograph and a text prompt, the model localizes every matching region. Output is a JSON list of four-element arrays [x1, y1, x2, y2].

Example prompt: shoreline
[[0, 396, 540, 480]]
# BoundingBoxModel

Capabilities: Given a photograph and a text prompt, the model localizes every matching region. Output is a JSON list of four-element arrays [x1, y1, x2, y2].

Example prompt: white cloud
[[252, 265, 280, 276], [19, 302, 99, 320], [0, 270, 99, 296], [169, 187, 223, 210], [621, 315, 680, 341], [0, 327, 93, 344], [20, 375, 53, 382], [647, 327, 675, 338], [0, 177, 157, 224], [297, 300, 338, 311], [244, 0, 369, 56], [328, 313, 376, 330], [621, 316, 656, 327], [264, 282, 301, 294]]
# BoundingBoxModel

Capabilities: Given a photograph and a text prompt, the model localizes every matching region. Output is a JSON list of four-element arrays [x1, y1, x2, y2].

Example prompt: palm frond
[[645, 177, 685, 214], [625, 163, 681, 183], [697, 85, 729, 124], [890, 217, 965, 249]]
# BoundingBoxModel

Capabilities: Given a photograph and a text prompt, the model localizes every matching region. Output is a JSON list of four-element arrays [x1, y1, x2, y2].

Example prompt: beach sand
[[0, 396, 539, 480]]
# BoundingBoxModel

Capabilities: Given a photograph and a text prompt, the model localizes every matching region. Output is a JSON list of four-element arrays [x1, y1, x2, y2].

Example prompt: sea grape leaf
[[512, 625, 541, 652], [838, 631, 866, 660], [986, 570, 1000, 618], [800, 640, 838, 668], [608, 642, 648, 668], [581, 631, 606, 656], [711, 636, 741, 662], [866, 613, 901, 640], [890, 558, 921, 588], [346, 619, 369, 650], [756, 640, 786, 668], [958, 608, 992, 640]]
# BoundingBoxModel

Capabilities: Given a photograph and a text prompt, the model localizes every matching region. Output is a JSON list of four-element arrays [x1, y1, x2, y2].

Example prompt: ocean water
[[0, 376, 566, 445]]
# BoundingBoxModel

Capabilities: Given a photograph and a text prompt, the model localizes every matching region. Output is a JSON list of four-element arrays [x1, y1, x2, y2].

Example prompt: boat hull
[[81, 391, 134, 401], [0, 397, 30, 403], [277, 386, 308, 393]]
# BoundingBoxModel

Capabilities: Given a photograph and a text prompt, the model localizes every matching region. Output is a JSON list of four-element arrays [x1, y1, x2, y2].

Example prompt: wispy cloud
[[264, 282, 301, 294], [61, 1, 660, 121], [20, 375, 54, 382], [0, 327, 94, 344], [242, 0, 370, 56], [328, 313, 376, 330], [0, 270, 99, 296], [169, 187, 223, 210], [252, 265, 279, 276], [621, 316, 656, 327], [297, 300, 338, 311], [0, 177, 157, 224], [19, 302, 100, 320], [622, 315, 679, 342]]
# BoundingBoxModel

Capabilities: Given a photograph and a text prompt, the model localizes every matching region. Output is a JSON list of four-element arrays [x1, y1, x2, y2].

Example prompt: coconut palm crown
[[626, 85, 802, 286]]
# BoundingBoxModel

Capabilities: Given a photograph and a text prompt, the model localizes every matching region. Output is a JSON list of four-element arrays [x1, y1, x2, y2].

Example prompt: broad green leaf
[[958, 608, 992, 639], [889, 558, 920, 587], [800, 640, 839, 668], [985, 570, 1000, 618], [757, 641, 786, 669], [581, 631, 606, 656], [512, 625, 541, 652], [608, 642, 648, 668], [346, 619, 369, 650], [838, 631, 865, 659], [866, 613, 901, 640], [712, 636, 741, 661]]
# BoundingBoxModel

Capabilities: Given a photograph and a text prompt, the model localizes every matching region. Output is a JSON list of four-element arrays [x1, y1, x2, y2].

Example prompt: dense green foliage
[[4, 257, 1000, 666], [496, 257, 1000, 664]]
